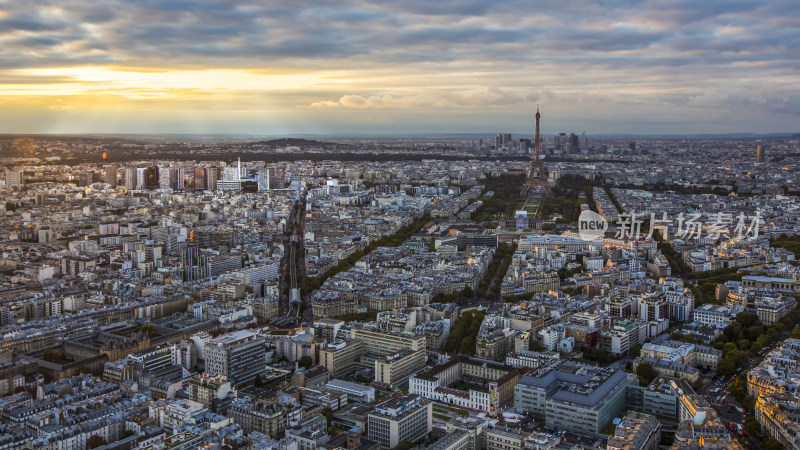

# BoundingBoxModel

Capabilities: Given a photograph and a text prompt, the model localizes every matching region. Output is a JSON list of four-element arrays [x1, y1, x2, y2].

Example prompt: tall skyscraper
[[104, 165, 117, 187], [161, 167, 185, 190], [519, 138, 532, 154], [238, 158, 247, 179], [555, 133, 568, 152], [569, 133, 580, 153], [124, 166, 138, 190], [144, 166, 159, 189], [172, 167, 185, 190], [158, 167, 171, 190], [193, 167, 206, 190], [206, 167, 219, 191], [136, 167, 146, 189], [757, 145, 764, 163], [258, 167, 274, 192], [273, 166, 285, 189]]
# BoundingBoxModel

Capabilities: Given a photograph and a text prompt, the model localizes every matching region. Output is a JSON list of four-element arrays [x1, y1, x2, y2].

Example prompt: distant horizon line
[[0, 131, 798, 140]]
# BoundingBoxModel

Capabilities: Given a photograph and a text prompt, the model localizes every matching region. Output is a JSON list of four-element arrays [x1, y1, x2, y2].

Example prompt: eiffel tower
[[521, 108, 551, 196]]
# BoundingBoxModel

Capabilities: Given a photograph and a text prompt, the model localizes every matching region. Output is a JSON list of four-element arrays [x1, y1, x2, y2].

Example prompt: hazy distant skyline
[[1, 1, 798, 135]]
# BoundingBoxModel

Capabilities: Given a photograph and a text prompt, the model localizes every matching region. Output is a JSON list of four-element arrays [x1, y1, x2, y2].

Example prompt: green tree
[[729, 349, 750, 368], [582, 347, 615, 365], [716, 357, 736, 376], [394, 441, 414, 450], [87, 435, 107, 449], [321, 407, 333, 427], [636, 361, 657, 386], [444, 310, 485, 353], [459, 337, 474, 354], [297, 356, 313, 369], [744, 395, 757, 415], [670, 332, 696, 344], [122, 429, 135, 439], [722, 342, 738, 355], [42, 349, 63, 364], [729, 375, 748, 402], [139, 325, 159, 338], [753, 335, 770, 353], [744, 325, 764, 341], [764, 438, 785, 450], [736, 312, 761, 328], [744, 417, 761, 439]]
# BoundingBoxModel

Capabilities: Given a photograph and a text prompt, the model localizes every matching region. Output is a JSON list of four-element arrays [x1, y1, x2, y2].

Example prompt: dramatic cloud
[[0, 0, 798, 134], [310, 88, 543, 109]]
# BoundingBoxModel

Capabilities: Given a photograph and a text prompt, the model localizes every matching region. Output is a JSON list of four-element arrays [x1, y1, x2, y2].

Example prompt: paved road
[[700, 375, 760, 448]]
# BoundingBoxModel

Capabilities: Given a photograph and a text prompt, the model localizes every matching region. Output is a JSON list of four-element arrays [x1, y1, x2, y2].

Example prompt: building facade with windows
[[203, 330, 266, 386], [367, 394, 432, 448]]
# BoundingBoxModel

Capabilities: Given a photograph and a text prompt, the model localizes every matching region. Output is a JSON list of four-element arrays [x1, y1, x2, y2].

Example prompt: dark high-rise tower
[[104, 164, 117, 187], [144, 166, 160, 189], [521, 108, 551, 196], [193, 167, 206, 190]]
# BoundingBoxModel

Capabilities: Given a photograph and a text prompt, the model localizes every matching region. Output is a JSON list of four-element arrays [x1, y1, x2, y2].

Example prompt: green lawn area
[[452, 380, 480, 392], [433, 404, 469, 417], [770, 235, 800, 255], [471, 174, 526, 222], [536, 174, 601, 222]]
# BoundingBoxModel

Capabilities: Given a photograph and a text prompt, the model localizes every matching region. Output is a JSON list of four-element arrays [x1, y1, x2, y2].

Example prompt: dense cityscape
[[0, 124, 798, 450], [3, 0, 800, 449]]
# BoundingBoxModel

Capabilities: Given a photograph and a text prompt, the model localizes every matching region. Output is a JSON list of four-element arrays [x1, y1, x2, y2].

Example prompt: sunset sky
[[1, 0, 799, 135]]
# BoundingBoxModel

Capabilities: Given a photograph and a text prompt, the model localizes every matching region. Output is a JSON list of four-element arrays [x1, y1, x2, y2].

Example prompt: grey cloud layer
[[1, 0, 797, 68], [0, 0, 799, 132]]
